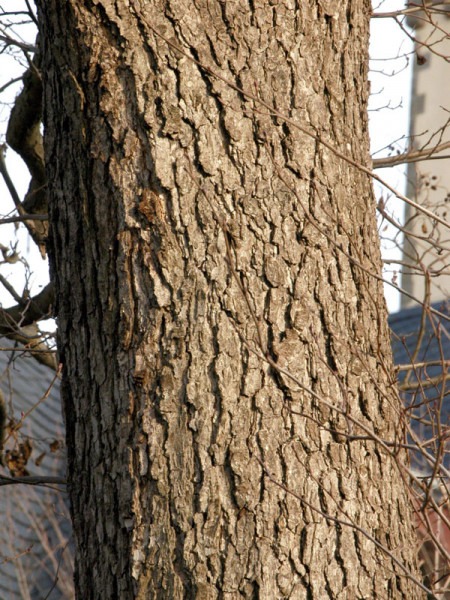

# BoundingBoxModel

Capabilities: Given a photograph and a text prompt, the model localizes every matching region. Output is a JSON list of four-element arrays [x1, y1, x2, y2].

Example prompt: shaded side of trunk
[[37, 1, 423, 598]]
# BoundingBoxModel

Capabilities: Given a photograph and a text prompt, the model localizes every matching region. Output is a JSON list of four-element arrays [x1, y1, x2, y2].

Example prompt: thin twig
[[373, 141, 450, 168], [0, 214, 48, 224]]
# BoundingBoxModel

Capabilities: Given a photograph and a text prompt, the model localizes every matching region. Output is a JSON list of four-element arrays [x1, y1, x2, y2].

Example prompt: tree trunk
[[36, 1, 424, 598]]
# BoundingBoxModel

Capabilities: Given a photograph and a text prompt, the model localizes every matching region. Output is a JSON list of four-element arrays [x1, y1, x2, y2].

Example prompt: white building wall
[[402, 6, 450, 307]]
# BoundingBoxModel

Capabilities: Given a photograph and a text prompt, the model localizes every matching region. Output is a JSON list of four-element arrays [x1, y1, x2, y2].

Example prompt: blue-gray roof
[[389, 301, 450, 474], [0, 342, 72, 600]]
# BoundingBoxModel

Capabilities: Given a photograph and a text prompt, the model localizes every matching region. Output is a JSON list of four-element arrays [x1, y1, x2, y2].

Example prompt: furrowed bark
[[36, 1, 424, 598]]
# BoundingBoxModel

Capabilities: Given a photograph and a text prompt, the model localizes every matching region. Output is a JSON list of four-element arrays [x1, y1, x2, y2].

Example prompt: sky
[[369, 0, 414, 311], [0, 0, 413, 314]]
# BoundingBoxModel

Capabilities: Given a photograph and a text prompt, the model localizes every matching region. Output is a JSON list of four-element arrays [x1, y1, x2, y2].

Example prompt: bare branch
[[0, 274, 22, 304], [373, 141, 450, 168], [0, 32, 36, 53], [0, 474, 66, 487], [0, 284, 56, 369], [0, 213, 48, 224], [24, 0, 38, 27], [0, 282, 54, 333], [4, 46, 48, 256], [372, 3, 450, 19], [0, 75, 22, 93]]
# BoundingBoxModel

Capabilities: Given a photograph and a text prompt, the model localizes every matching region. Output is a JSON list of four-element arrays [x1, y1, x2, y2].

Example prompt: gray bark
[[36, 1, 424, 598]]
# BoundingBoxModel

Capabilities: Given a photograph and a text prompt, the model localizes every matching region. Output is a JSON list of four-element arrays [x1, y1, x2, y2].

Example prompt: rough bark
[[36, 1, 424, 599]]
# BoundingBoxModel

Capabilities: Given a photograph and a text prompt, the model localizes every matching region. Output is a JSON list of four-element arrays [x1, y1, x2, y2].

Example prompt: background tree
[[0, 4, 71, 598]]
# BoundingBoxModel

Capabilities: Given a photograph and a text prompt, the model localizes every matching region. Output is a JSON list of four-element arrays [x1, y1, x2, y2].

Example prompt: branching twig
[[373, 141, 450, 168]]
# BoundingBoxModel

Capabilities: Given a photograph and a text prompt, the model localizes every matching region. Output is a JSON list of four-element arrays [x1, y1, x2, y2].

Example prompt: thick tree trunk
[[36, 1, 424, 598]]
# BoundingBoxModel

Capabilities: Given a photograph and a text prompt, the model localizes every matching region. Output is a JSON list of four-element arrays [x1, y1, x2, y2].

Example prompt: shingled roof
[[390, 301, 450, 373], [389, 300, 450, 473], [0, 341, 72, 600]]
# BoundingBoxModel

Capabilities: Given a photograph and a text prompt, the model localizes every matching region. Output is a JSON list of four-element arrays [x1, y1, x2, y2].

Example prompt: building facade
[[401, 3, 450, 307]]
